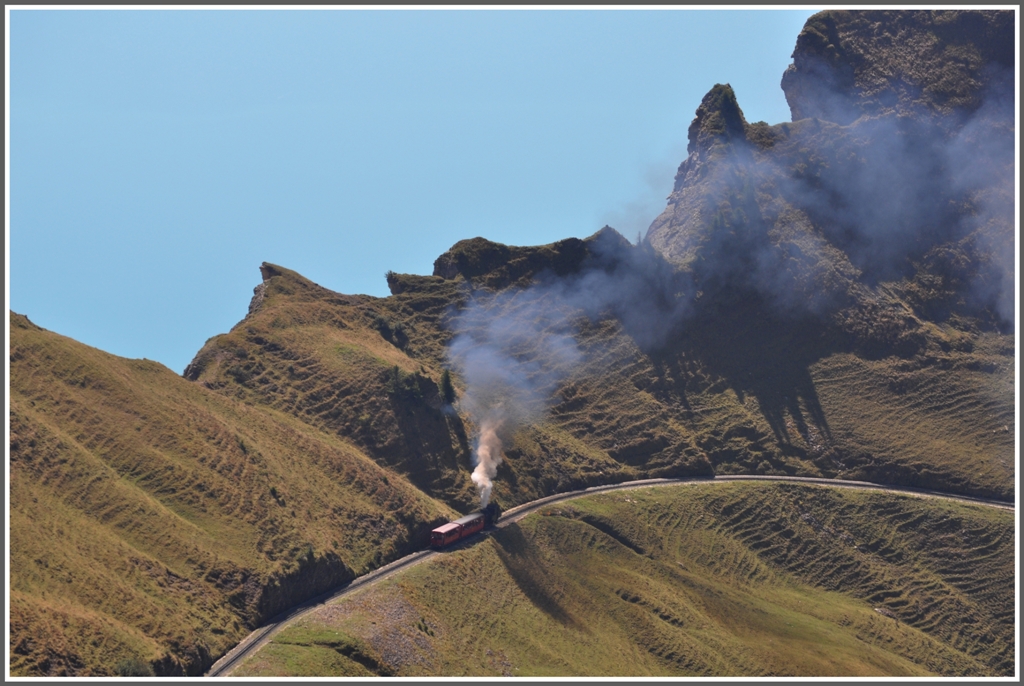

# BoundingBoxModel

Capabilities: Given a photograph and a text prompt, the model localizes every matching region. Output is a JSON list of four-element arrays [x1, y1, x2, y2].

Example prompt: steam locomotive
[[429, 503, 502, 548]]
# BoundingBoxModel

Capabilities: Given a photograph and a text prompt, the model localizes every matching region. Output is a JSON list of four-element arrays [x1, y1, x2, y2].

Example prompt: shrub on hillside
[[439, 369, 456, 405], [114, 657, 154, 677]]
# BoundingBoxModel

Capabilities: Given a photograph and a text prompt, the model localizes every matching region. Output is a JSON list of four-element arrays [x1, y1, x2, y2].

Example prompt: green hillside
[[9, 312, 456, 676], [187, 253, 1014, 505], [235, 482, 1015, 677], [183, 258, 717, 514], [8, 9, 1015, 678], [9, 236, 1012, 675]]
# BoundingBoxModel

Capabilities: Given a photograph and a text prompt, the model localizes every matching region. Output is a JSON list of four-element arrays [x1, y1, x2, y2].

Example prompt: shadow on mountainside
[[491, 525, 583, 630], [648, 287, 835, 450]]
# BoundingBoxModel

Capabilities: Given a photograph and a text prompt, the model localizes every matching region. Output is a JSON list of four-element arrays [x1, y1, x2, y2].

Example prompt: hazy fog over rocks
[[648, 9, 1015, 329]]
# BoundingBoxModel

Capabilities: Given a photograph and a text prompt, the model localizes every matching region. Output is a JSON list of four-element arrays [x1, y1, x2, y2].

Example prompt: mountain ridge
[[8, 9, 1016, 677]]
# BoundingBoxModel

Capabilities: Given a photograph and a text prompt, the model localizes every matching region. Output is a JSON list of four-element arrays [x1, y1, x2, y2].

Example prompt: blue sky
[[8, 7, 818, 374]]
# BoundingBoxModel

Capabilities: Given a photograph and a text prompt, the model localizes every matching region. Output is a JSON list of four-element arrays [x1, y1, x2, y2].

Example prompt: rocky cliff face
[[781, 10, 1014, 124], [646, 9, 1015, 337]]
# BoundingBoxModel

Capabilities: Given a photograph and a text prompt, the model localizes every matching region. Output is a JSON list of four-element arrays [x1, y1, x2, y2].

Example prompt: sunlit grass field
[[9, 312, 457, 676], [9, 247, 1015, 676], [236, 481, 1015, 677]]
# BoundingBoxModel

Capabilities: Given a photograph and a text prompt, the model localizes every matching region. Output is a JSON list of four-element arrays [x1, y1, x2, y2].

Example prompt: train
[[429, 503, 501, 549]]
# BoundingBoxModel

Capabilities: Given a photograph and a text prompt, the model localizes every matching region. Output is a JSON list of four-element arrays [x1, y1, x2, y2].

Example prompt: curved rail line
[[205, 475, 1014, 676]]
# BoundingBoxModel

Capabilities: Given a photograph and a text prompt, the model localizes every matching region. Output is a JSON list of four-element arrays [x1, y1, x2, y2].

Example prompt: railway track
[[205, 475, 1014, 676]]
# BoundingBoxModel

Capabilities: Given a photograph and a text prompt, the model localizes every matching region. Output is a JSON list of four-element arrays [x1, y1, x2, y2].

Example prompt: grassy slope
[[184, 263, 716, 514], [10, 11, 1014, 679], [183, 266, 481, 513], [9, 312, 457, 676], [10, 252, 1013, 675], [189, 260, 1014, 506], [236, 482, 1015, 677], [808, 335, 1015, 494]]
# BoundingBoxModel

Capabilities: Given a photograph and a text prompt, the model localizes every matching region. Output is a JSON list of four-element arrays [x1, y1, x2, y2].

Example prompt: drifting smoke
[[446, 231, 686, 507], [447, 38, 1015, 507], [786, 68, 1016, 326], [447, 286, 582, 507], [943, 67, 1017, 325], [661, 66, 1016, 328], [600, 142, 688, 244]]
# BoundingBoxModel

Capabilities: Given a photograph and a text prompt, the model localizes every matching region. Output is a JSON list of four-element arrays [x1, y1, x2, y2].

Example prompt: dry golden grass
[[9, 312, 456, 675], [186, 260, 1013, 517], [237, 482, 1014, 677], [9, 238, 1014, 675]]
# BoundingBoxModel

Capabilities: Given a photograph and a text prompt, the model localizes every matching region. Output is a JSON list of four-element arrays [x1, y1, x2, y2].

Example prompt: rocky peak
[[686, 83, 749, 156], [430, 228, 637, 290], [662, 84, 755, 197], [647, 9, 1015, 332], [781, 9, 1014, 124], [432, 237, 513, 281], [259, 262, 285, 282]]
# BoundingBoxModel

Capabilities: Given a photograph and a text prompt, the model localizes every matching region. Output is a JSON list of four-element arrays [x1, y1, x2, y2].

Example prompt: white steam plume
[[447, 287, 582, 508], [444, 230, 697, 508], [471, 417, 504, 507]]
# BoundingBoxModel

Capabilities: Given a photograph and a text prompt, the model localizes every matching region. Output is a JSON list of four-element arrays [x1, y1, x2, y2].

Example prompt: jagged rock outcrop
[[647, 84, 762, 268], [647, 82, 862, 325], [646, 9, 1015, 335], [781, 10, 1014, 124], [685, 83, 749, 159], [430, 227, 636, 291]]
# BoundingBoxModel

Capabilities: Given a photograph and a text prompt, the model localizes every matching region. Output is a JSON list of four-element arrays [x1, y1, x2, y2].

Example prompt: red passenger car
[[430, 512, 486, 548]]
